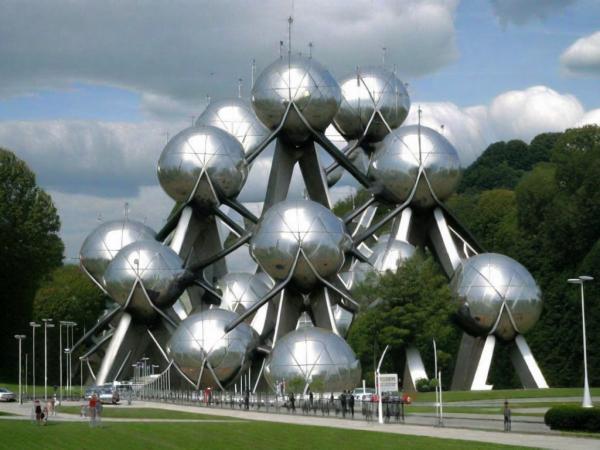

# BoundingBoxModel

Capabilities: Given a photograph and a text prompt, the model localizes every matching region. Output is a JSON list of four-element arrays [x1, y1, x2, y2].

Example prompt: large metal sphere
[[334, 66, 410, 143], [157, 125, 248, 207], [103, 240, 185, 321], [264, 327, 361, 393], [451, 253, 542, 341], [251, 55, 341, 145], [250, 199, 352, 290], [195, 99, 269, 155], [368, 125, 462, 208], [166, 308, 258, 388], [369, 237, 416, 273], [79, 220, 156, 287]]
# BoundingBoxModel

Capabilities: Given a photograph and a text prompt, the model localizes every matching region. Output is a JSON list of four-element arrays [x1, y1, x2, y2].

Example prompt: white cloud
[[576, 109, 600, 126], [490, 0, 576, 26], [560, 31, 600, 77], [0, 0, 459, 119]]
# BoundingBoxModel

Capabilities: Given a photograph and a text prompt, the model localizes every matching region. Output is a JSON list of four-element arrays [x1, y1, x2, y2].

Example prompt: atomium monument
[[74, 19, 548, 393]]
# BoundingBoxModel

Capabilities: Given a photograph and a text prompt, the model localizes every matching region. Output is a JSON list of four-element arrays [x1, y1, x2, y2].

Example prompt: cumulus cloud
[[576, 109, 600, 127], [0, 120, 185, 196], [487, 86, 585, 141], [560, 31, 600, 77], [490, 0, 576, 26], [0, 0, 459, 119]]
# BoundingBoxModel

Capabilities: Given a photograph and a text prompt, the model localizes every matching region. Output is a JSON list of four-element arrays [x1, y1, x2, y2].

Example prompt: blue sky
[[0, 0, 599, 259]]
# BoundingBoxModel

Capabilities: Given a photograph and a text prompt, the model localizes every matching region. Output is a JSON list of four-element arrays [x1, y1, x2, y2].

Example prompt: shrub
[[544, 405, 600, 432], [415, 378, 431, 392]]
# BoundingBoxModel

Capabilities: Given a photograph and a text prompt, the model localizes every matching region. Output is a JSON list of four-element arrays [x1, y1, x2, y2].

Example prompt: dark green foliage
[[347, 253, 460, 388], [0, 148, 64, 379], [447, 125, 600, 388], [544, 405, 600, 432], [31, 264, 111, 386]]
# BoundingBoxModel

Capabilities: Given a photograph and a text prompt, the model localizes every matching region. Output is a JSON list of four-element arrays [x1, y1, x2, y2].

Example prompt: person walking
[[89, 393, 98, 427], [289, 392, 295, 413], [308, 389, 313, 409], [503, 400, 511, 432], [34, 400, 42, 425], [348, 392, 355, 419], [340, 391, 347, 418]]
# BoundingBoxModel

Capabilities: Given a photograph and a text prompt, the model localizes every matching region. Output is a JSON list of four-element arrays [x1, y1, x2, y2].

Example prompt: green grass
[[0, 419, 528, 450], [406, 401, 580, 417], [414, 387, 600, 403], [57, 406, 233, 420], [0, 382, 81, 399], [0, 412, 14, 417]]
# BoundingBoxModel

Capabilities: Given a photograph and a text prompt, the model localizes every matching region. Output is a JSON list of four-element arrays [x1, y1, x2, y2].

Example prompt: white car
[[351, 387, 376, 402], [0, 388, 16, 402]]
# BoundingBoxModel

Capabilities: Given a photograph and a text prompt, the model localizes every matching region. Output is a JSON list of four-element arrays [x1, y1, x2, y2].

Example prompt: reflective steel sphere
[[252, 55, 341, 145], [451, 253, 542, 341], [216, 272, 270, 316], [368, 125, 462, 208], [103, 240, 185, 321], [157, 125, 248, 206], [250, 199, 352, 290], [334, 66, 410, 143], [369, 236, 416, 273], [166, 308, 258, 388], [195, 99, 269, 155], [264, 327, 361, 393], [80, 220, 156, 287]]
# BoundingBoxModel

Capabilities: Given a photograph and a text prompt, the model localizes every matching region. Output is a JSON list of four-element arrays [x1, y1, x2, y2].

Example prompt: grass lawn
[[0, 382, 81, 399], [0, 419, 528, 450], [57, 405, 233, 420], [414, 387, 600, 403], [0, 412, 13, 417], [405, 401, 580, 417]]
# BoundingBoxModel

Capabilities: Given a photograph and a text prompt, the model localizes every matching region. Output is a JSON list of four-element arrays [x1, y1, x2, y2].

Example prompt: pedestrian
[[503, 400, 511, 432], [34, 400, 42, 425], [244, 389, 250, 410], [89, 393, 98, 427], [308, 389, 313, 408], [42, 405, 49, 426], [289, 392, 295, 412], [96, 398, 103, 426], [348, 392, 355, 419], [340, 391, 347, 418]]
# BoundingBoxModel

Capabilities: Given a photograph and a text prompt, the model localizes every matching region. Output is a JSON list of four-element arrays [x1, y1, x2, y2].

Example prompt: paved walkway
[[2, 400, 599, 449]]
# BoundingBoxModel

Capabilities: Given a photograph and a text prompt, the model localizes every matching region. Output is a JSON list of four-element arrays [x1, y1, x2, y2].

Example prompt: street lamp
[[29, 322, 40, 398], [14, 335, 26, 404], [568, 275, 594, 408], [60, 321, 77, 399], [42, 319, 55, 401]]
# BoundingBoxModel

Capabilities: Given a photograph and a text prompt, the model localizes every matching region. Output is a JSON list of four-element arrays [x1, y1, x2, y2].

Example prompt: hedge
[[544, 405, 600, 432]]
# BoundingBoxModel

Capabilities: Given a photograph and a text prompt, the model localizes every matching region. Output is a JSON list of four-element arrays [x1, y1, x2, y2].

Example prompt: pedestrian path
[[2, 400, 599, 449]]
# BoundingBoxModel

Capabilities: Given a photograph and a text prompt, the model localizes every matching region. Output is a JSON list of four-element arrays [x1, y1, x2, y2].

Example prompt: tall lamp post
[[568, 275, 594, 408], [14, 335, 26, 404], [42, 319, 55, 401], [29, 322, 40, 398]]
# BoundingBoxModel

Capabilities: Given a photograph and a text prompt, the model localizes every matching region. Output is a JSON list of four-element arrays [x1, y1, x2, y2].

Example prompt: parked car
[[0, 388, 16, 402], [351, 387, 376, 402], [84, 385, 120, 404]]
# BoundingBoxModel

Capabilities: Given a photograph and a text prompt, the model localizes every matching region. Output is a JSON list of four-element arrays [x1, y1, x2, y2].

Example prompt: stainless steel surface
[[451, 253, 543, 341], [195, 99, 269, 155], [157, 125, 248, 206], [368, 236, 416, 273], [166, 308, 258, 388], [250, 199, 352, 290], [368, 125, 462, 208], [252, 55, 341, 144], [103, 240, 185, 321], [80, 220, 156, 287], [216, 272, 270, 316], [334, 66, 410, 143], [264, 327, 361, 393]]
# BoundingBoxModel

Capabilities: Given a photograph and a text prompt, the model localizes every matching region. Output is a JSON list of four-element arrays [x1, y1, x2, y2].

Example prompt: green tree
[[347, 253, 459, 388], [0, 148, 63, 379], [31, 265, 109, 385]]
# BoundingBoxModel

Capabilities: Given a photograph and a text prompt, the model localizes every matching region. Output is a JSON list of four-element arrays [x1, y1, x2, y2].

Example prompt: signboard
[[378, 373, 398, 393]]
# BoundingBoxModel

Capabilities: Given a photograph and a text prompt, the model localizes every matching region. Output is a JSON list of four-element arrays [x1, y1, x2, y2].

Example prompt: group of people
[[82, 393, 103, 427], [32, 398, 56, 425], [338, 390, 355, 418]]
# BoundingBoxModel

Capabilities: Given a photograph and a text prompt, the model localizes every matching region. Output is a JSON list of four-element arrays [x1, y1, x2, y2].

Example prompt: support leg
[[511, 335, 549, 389], [403, 345, 428, 393], [451, 333, 495, 391]]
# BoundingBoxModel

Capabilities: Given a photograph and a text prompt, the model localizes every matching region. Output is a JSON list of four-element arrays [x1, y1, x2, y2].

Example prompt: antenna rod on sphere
[[251, 59, 256, 88], [238, 78, 243, 98], [288, 16, 293, 60]]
